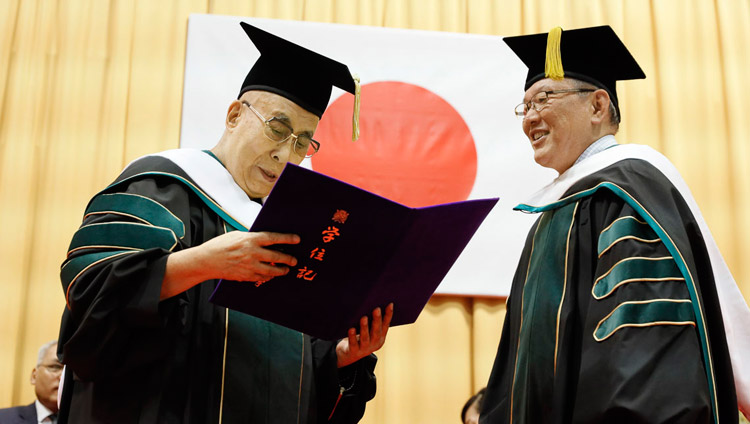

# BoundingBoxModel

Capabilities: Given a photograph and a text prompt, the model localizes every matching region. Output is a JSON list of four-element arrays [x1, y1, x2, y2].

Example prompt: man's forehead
[[523, 78, 576, 99], [242, 90, 320, 131]]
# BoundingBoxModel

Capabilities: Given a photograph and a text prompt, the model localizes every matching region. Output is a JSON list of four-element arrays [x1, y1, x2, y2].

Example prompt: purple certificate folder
[[210, 163, 498, 340]]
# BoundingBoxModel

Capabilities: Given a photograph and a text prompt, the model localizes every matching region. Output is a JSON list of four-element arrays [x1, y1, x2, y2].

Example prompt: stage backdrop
[[181, 14, 557, 296]]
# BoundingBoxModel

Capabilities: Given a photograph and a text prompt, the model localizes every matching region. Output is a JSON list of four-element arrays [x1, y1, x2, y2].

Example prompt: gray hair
[[37, 340, 58, 366], [570, 79, 620, 130]]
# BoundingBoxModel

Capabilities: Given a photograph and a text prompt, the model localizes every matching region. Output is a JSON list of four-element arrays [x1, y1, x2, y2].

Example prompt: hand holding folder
[[210, 163, 498, 340]]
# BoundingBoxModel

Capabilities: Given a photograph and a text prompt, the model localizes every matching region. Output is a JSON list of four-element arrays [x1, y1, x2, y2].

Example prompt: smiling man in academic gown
[[57, 22, 392, 424], [479, 26, 750, 423]]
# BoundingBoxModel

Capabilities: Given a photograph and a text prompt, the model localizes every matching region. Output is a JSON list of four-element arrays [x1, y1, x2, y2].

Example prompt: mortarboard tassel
[[545, 27, 565, 80], [352, 74, 361, 141]]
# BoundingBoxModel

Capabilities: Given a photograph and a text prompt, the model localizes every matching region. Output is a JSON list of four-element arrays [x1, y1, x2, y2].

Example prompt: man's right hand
[[161, 231, 300, 299], [200, 231, 300, 281]]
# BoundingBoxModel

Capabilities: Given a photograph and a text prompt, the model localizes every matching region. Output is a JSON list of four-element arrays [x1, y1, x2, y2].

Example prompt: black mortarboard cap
[[503, 25, 645, 118], [238, 22, 359, 127]]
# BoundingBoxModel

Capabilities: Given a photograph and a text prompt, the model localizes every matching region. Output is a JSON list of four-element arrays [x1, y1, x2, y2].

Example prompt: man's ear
[[590, 90, 610, 124], [30, 367, 37, 385], [225, 100, 243, 129]]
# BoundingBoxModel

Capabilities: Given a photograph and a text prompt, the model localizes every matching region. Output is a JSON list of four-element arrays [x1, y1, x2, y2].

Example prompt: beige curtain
[[1, 1, 748, 422]]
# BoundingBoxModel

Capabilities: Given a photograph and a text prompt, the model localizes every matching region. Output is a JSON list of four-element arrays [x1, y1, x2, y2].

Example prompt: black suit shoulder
[[0, 403, 37, 424]]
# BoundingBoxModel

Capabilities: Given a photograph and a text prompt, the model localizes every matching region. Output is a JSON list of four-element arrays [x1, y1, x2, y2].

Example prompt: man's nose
[[271, 138, 295, 162], [523, 106, 542, 122], [522, 109, 540, 132]]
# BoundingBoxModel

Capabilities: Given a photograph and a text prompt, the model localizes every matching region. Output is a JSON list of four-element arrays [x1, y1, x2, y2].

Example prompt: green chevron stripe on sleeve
[[592, 257, 683, 299], [594, 299, 695, 341], [68, 222, 178, 254], [104, 172, 249, 232], [598, 216, 659, 256], [61, 250, 136, 289], [85, 193, 185, 238]]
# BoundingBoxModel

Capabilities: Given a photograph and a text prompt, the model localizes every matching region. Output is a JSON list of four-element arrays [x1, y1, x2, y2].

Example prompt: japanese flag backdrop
[[180, 14, 556, 297]]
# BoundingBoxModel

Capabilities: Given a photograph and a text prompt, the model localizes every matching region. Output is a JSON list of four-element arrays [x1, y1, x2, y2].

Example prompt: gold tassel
[[352, 73, 361, 141], [352, 74, 362, 141], [545, 27, 565, 80]]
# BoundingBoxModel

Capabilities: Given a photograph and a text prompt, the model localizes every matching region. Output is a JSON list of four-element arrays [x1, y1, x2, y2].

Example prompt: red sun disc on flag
[[311, 81, 477, 208]]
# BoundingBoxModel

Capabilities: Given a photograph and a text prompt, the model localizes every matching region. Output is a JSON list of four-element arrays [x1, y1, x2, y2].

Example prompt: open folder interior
[[210, 163, 498, 340]]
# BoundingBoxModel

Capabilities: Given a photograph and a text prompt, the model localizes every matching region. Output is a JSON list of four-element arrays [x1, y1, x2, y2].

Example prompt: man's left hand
[[336, 303, 394, 368]]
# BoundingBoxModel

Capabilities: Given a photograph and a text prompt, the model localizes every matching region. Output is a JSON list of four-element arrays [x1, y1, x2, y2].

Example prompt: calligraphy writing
[[310, 247, 326, 261], [296, 266, 317, 281], [321, 226, 341, 243], [332, 209, 349, 224]]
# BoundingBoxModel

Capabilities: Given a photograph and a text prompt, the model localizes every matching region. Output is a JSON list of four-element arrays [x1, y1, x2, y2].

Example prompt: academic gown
[[57, 151, 376, 424], [480, 143, 749, 424]]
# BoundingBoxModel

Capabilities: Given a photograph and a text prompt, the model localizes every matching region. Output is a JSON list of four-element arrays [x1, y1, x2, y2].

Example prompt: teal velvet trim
[[61, 250, 135, 289], [104, 171, 248, 232], [223, 309, 305, 423], [68, 222, 177, 254], [594, 299, 695, 341], [512, 202, 577, 422], [85, 193, 185, 238], [597, 216, 658, 256], [593, 257, 683, 299]]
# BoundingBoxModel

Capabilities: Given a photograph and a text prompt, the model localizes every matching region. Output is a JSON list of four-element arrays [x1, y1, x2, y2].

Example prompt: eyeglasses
[[242, 101, 320, 158], [514, 89, 595, 117], [39, 363, 64, 374]]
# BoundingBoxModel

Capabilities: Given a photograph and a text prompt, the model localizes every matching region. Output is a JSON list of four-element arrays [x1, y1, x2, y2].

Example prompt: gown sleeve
[[58, 176, 194, 381], [311, 338, 377, 424], [571, 190, 713, 423]]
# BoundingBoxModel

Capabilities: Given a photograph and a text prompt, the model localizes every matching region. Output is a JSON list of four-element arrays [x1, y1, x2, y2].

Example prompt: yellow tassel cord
[[545, 27, 565, 80], [352, 73, 361, 141]]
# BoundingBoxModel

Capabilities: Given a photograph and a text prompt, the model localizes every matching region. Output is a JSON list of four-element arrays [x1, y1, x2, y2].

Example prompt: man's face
[[30, 343, 62, 413], [521, 78, 595, 174], [223, 91, 319, 198]]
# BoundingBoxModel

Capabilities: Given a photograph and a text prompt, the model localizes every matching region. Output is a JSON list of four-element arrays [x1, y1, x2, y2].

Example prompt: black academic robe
[[57, 153, 376, 424], [480, 151, 739, 423]]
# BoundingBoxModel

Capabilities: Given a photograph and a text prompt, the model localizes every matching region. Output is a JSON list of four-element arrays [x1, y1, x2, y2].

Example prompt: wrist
[[162, 246, 215, 299]]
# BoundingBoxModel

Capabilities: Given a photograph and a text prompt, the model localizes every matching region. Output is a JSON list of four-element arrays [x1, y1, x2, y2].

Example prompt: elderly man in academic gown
[[480, 25, 750, 424], [57, 22, 392, 424]]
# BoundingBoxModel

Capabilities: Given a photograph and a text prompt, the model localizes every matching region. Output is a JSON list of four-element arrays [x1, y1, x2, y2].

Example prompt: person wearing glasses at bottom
[[479, 26, 750, 423], [56, 22, 392, 424], [0, 340, 62, 424]]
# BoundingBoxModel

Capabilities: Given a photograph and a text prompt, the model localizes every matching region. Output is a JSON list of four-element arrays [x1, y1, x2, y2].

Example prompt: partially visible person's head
[[213, 22, 359, 198], [30, 340, 62, 413], [461, 387, 485, 424], [504, 25, 645, 174]]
